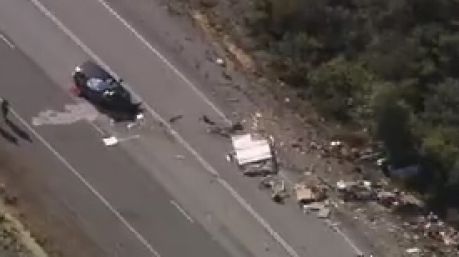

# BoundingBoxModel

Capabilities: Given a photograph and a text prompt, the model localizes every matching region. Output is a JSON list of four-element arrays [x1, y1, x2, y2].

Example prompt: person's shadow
[[5, 119, 32, 143], [0, 126, 18, 145]]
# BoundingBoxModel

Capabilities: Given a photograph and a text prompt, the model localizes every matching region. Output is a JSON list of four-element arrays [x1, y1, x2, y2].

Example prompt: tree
[[308, 57, 373, 120], [371, 83, 416, 167]]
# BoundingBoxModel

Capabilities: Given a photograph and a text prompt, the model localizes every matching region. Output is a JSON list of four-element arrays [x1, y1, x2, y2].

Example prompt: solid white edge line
[[0, 33, 15, 48], [9, 107, 162, 257], [27, 0, 362, 256], [94, 0, 231, 125], [170, 200, 194, 223]]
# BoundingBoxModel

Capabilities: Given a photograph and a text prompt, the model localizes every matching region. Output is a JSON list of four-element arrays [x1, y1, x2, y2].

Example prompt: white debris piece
[[330, 140, 343, 147], [103, 136, 118, 146], [136, 113, 144, 121], [405, 247, 421, 254], [231, 134, 272, 166], [215, 58, 225, 66], [127, 122, 136, 129]]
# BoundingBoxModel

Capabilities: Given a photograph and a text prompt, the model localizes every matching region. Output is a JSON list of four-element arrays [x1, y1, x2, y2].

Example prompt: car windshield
[[86, 78, 117, 91]]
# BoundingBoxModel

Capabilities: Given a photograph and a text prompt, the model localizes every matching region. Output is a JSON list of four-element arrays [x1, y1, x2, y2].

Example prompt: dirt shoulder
[[0, 179, 48, 257], [0, 142, 104, 257]]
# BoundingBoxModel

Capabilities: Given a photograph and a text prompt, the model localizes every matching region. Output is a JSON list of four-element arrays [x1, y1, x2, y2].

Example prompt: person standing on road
[[1, 98, 10, 120]]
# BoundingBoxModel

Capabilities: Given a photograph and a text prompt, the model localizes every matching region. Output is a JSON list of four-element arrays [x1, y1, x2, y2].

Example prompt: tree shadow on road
[[0, 126, 18, 145], [5, 119, 32, 143]]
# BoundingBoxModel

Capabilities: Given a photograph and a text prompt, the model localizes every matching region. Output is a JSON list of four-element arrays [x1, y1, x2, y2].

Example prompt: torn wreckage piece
[[259, 176, 288, 203], [201, 115, 244, 138], [231, 134, 277, 176]]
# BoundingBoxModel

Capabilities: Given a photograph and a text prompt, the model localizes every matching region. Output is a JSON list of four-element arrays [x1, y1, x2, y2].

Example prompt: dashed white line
[[0, 33, 15, 49], [9, 107, 162, 257], [170, 200, 194, 223], [88, 122, 105, 136]]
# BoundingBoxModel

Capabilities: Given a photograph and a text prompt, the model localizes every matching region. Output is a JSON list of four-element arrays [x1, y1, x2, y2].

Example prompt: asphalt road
[[0, 38, 241, 257], [0, 0, 366, 256]]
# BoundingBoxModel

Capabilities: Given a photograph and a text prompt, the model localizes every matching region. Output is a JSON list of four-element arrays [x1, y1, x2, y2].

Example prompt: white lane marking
[[0, 33, 15, 48], [334, 226, 364, 255], [9, 107, 162, 257], [95, 0, 231, 125], [28, 1, 362, 256], [170, 200, 194, 223], [89, 122, 105, 136], [324, 219, 363, 256]]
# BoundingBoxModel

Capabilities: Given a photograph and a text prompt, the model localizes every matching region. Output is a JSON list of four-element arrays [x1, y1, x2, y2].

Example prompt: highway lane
[[0, 34, 237, 257], [0, 2, 293, 256], [0, 0, 365, 256]]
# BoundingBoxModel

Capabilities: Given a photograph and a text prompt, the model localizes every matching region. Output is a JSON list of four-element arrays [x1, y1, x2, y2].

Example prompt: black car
[[72, 61, 140, 115]]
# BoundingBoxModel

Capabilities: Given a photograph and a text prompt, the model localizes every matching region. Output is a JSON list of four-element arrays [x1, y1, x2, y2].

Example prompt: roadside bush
[[244, 0, 459, 209]]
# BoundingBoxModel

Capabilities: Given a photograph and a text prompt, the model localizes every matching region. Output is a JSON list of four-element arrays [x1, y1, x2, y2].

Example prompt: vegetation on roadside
[[241, 0, 459, 211]]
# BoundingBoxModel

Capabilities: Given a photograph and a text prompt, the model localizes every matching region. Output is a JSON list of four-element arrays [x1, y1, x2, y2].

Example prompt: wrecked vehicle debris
[[169, 114, 183, 123], [303, 202, 331, 219], [201, 115, 244, 138], [295, 183, 327, 205], [259, 176, 288, 203], [230, 133, 277, 176]]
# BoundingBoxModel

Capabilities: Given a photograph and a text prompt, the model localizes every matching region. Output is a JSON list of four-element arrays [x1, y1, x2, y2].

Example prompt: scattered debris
[[336, 180, 377, 202], [334, 178, 459, 250], [222, 70, 232, 80], [136, 113, 144, 121], [295, 184, 316, 204], [215, 57, 225, 66], [127, 122, 137, 129], [201, 115, 216, 126], [330, 140, 343, 147], [230, 122, 244, 132], [259, 176, 288, 203], [294, 180, 330, 219], [200, 115, 243, 138], [303, 202, 331, 219], [169, 114, 184, 123], [405, 247, 421, 254], [226, 153, 234, 162], [102, 136, 118, 146]]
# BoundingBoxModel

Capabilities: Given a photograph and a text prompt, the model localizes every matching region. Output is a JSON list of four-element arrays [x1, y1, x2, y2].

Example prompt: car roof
[[79, 61, 112, 80]]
